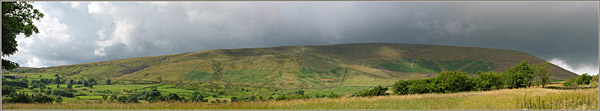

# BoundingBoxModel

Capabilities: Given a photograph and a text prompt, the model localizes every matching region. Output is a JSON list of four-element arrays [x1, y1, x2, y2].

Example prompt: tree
[[55, 77, 61, 84], [106, 79, 111, 85], [2, 1, 45, 70], [66, 84, 72, 89], [83, 81, 89, 87], [503, 61, 534, 89], [69, 80, 74, 84], [88, 78, 96, 85], [435, 71, 471, 93], [575, 73, 593, 85], [532, 62, 552, 88], [473, 71, 502, 91]]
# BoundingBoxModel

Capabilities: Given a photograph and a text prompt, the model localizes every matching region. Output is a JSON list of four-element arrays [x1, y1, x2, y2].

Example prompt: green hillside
[[7, 43, 578, 96]]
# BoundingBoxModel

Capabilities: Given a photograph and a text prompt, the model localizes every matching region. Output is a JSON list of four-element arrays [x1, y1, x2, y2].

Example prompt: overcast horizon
[[5, 1, 599, 75]]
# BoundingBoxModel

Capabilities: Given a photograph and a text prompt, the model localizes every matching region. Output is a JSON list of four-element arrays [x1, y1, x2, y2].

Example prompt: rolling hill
[[18, 43, 578, 91]]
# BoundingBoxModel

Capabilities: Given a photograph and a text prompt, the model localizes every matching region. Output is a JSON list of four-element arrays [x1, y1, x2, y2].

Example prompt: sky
[[5, 2, 599, 75]]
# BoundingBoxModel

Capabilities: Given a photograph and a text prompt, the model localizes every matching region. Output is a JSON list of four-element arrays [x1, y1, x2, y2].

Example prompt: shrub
[[117, 95, 139, 103], [276, 94, 306, 100], [327, 92, 342, 98], [356, 85, 389, 97]]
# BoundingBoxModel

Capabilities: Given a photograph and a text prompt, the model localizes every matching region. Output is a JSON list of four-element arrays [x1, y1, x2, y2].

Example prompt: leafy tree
[[82, 81, 89, 87], [575, 73, 593, 85], [106, 79, 111, 85], [67, 84, 72, 89], [88, 78, 96, 85], [140, 87, 162, 102], [2, 1, 44, 70], [392, 80, 411, 95], [55, 77, 61, 84], [532, 62, 552, 88], [473, 71, 503, 91], [435, 71, 471, 93], [503, 61, 534, 89]]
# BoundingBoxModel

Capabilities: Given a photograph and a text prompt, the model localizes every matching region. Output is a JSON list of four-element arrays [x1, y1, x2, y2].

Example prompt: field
[[3, 88, 596, 110]]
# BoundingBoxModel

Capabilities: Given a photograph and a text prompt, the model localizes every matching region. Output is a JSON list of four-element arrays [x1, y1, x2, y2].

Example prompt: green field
[[93, 84, 160, 92]]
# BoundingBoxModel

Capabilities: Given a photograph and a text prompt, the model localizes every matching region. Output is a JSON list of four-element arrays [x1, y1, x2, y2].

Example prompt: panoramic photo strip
[[1, 1, 598, 110]]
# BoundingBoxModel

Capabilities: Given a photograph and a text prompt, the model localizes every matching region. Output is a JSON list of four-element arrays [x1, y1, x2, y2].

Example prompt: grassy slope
[[3, 88, 597, 110], [18, 43, 578, 89]]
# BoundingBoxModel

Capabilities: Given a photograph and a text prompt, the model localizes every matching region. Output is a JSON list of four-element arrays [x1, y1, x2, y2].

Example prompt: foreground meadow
[[3, 88, 597, 110]]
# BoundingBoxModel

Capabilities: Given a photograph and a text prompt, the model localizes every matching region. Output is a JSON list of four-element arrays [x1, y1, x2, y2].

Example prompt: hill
[[18, 43, 578, 92]]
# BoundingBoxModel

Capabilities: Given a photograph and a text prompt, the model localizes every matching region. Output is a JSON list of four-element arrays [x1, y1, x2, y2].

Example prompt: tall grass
[[516, 89, 598, 110], [3, 88, 597, 110]]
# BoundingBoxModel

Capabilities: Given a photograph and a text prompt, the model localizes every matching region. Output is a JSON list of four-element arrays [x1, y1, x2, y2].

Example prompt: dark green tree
[[575, 73, 593, 85], [106, 79, 111, 85], [435, 71, 471, 93], [2, 1, 44, 70], [473, 71, 502, 91], [503, 61, 534, 89], [82, 80, 88, 87]]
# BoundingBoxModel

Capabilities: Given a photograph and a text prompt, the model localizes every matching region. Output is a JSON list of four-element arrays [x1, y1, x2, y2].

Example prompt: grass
[[3, 88, 596, 110]]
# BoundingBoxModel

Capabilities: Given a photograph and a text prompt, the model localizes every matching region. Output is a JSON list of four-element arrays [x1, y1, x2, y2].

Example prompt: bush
[[276, 94, 306, 100], [117, 95, 139, 103], [356, 85, 389, 97], [327, 92, 342, 98], [562, 79, 575, 87]]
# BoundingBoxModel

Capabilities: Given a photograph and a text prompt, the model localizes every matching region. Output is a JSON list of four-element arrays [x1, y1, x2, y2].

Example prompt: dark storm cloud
[[6, 2, 598, 74]]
